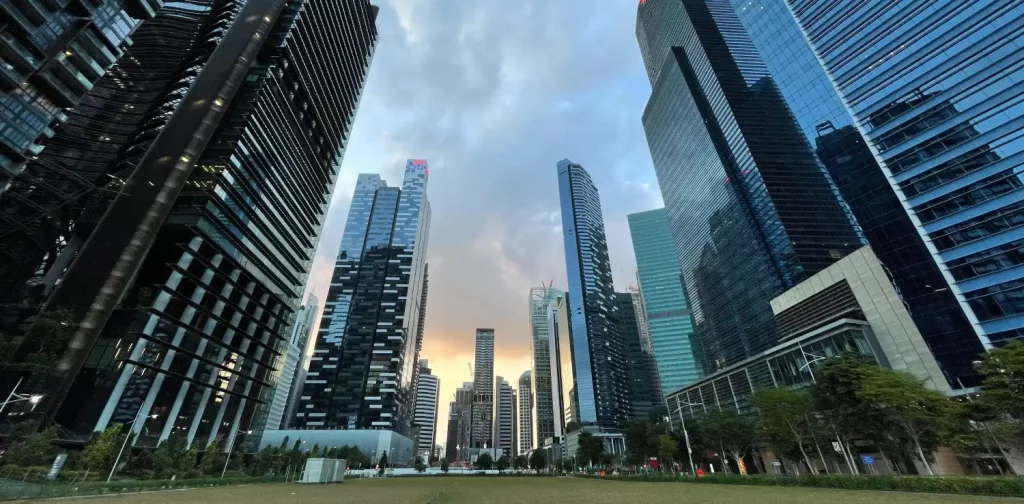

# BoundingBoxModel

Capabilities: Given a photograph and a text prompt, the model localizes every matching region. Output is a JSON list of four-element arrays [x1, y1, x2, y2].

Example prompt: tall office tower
[[0, 0, 161, 192], [265, 296, 319, 430], [614, 293, 663, 421], [784, 1, 1020, 364], [471, 328, 495, 448], [635, 0, 864, 375], [628, 208, 701, 394], [517, 370, 533, 453], [493, 376, 516, 457], [557, 158, 631, 426], [716, 0, 984, 387], [296, 161, 431, 432], [414, 359, 440, 461], [528, 285, 567, 446], [0, 1, 207, 318], [445, 381, 474, 462], [15, 1, 379, 444], [410, 265, 430, 397]]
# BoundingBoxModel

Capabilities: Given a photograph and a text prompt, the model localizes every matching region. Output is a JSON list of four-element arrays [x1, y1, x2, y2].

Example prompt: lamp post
[[0, 378, 44, 418], [107, 411, 158, 482], [221, 428, 253, 478], [670, 397, 703, 476]]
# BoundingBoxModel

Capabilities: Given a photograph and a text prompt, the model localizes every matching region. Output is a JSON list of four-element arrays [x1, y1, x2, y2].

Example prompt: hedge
[[578, 473, 1024, 497], [0, 475, 287, 501]]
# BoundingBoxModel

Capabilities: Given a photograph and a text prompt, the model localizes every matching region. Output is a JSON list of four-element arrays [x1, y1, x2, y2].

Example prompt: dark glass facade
[[614, 292, 662, 421], [296, 163, 430, 434], [557, 158, 631, 426], [8, 0, 379, 447], [0, 0, 161, 191], [636, 0, 864, 375], [729, 0, 985, 387], [787, 1, 1024, 349]]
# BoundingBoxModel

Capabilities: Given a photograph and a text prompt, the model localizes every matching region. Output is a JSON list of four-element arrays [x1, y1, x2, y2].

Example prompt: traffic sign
[[861, 455, 874, 464]]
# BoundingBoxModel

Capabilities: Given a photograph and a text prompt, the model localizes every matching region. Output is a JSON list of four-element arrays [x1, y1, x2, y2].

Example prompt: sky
[[303, 0, 663, 447]]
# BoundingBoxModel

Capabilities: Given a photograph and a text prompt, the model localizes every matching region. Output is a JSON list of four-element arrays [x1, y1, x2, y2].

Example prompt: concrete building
[[414, 360, 440, 461], [494, 377, 516, 458], [471, 329, 495, 450], [445, 382, 474, 463], [517, 371, 533, 454]]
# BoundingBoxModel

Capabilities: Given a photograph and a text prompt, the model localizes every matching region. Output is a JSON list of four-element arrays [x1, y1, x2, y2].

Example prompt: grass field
[[14, 477, 1021, 503]]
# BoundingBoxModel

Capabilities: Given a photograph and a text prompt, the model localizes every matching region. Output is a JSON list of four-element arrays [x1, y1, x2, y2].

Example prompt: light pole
[[0, 378, 44, 418], [107, 412, 158, 482], [221, 428, 253, 478], [670, 397, 703, 476]]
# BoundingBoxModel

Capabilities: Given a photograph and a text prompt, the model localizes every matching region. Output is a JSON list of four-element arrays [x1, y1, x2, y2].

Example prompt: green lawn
[[15, 477, 1021, 503]]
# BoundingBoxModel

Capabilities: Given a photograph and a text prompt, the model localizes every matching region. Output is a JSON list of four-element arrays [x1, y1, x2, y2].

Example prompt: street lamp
[[798, 348, 827, 382], [221, 428, 254, 478], [0, 378, 44, 418], [671, 397, 703, 476], [107, 412, 158, 482]]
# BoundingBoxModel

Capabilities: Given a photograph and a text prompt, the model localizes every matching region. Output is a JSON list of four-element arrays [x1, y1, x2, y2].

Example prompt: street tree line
[[622, 345, 1024, 477]]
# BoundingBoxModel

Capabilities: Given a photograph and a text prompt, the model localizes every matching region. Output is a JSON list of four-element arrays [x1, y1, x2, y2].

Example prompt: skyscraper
[[635, 0, 864, 375], [445, 381, 474, 463], [494, 376, 516, 458], [785, 1, 1018, 357], [15, 1, 379, 445], [266, 296, 320, 430], [517, 370, 533, 454], [557, 158, 631, 426], [296, 161, 431, 433], [528, 285, 566, 446], [471, 328, 495, 449], [614, 292, 663, 421], [414, 360, 440, 461], [715, 0, 985, 390], [628, 208, 701, 394], [0, 0, 161, 192]]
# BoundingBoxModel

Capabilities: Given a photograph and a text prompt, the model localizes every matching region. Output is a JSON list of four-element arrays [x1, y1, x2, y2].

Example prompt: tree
[[476, 452, 493, 470], [565, 421, 584, 433], [514, 454, 528, 470], [81, 423, 124, 471], [623, 420, 661, 466], [752, 387, 818, 474], [496, 455, 510, 473], [198, 440, 223, 475], [5, 426, 58, 467], [377, 450, 388, 474], [700, 410, 755, 475], [577, 432, 604, 467], [414, 459, 427, 473], [975, 340, 1024, 455], [440, 458, 449, 473], [152, 433, 193, 477], [657, 434, 678, 469], [529, 450, 546, 471], [22, 310, 77, 363], [858, 366, 960, 475], [309, 443, 321, 458], [562, 459, 574, 472]]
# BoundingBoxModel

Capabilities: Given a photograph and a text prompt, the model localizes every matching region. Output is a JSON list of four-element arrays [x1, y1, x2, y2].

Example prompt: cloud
[[304, 0, 663, 446]]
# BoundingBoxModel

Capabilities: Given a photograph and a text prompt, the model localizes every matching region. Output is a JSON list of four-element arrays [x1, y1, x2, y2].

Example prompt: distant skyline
[[303, 0, 660, 442]]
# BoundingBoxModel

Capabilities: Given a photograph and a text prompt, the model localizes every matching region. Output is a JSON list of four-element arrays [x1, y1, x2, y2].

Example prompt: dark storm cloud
[[305, 0, 662, 436]]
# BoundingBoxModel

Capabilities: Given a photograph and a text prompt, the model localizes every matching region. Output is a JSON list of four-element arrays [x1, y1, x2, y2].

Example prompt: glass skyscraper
[[722, 0, 985, 387], [557, 158, 631, 426], [0, 0, 160, 191], [785, 1, 1024, 352], [628, 208, 701, 395], [614, 292, 663, 421], [297, 161, 431, 433], [528, 285, 566, 445], [16, 0, 379, 446], [636, 0, 864, 375]]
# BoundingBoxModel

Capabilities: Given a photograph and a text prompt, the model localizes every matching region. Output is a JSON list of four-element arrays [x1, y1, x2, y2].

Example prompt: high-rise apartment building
[[414, 359, 440, 461], [265, 296, 319, 430], [445, 381, 474, 463], [493, 376, 516, 457], [517, 370, 533, 454], [614, 293, 663, 420], [635, 0, 864, 375], [718, 0, 985, 387], [471, 328, 495, 449], [0, 0, 161, 192], [296, 161, 431, 433], [12, 1, 379, 445], [785, 1, 1021, 360], [528, 285, 567, 445], [628, 208, 701, 394], [557, 158, 631, 426]]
